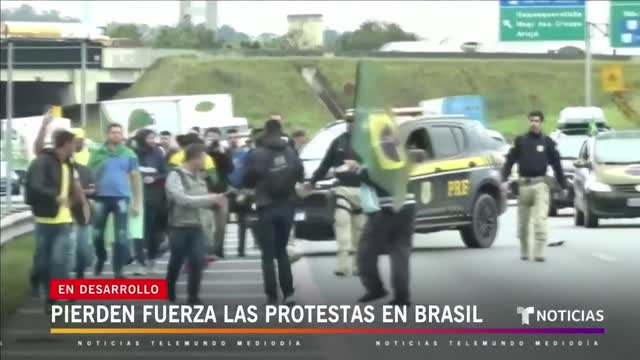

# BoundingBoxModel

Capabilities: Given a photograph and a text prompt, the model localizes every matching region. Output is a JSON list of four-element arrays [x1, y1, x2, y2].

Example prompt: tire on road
[[574, 207, 585, 226], [548, 203, 558, 217], [460, 193, 498, 248], [584, 201, 599, 228]]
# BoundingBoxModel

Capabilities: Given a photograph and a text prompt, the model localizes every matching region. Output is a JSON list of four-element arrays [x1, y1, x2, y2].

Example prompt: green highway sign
[[499, 0, 585, 41], [610, 0, 640, 48]]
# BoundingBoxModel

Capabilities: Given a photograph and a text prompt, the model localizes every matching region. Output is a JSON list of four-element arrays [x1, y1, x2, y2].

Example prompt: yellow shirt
[[35, 163, 73, 224], [74, 148, 90, 166], [168, 150, 216, 170]]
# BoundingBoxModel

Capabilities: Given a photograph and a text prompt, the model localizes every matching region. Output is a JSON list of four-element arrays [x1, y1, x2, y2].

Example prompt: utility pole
[[4, 42, 14, 213], [585, 21, 592, 107], [81, 40, 87, 128]]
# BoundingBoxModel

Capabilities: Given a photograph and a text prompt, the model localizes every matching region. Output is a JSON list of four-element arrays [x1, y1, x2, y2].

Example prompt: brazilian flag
[[351, 61, 410, 211]]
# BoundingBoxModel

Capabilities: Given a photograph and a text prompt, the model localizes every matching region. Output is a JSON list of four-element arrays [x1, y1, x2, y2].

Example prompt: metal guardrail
[[0, 210, 33, 246]]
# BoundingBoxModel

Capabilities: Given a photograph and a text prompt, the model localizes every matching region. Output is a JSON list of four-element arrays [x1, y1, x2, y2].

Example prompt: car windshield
[[556, 135, 588, 159], [594, 136, 640, 164], [300, 123, 347, 160]]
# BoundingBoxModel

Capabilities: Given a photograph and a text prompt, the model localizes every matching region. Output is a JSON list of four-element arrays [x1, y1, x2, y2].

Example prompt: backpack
[[262, 147, 299, 200]]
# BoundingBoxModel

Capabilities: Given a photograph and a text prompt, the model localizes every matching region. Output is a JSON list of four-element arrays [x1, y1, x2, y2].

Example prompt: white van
[[100, 94, 247, 138], [557, 107, 607, 127]]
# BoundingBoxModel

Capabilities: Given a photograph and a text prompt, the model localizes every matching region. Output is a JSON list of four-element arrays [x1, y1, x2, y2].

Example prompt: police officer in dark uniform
[[502, 111, 567, 262]]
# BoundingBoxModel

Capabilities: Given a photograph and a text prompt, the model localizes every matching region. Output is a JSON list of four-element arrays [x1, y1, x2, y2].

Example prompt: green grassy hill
[[117, 56, 640, 137]]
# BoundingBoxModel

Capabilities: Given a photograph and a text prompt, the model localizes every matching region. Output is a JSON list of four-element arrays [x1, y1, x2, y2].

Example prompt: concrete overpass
[[0, 43, 204, 117]]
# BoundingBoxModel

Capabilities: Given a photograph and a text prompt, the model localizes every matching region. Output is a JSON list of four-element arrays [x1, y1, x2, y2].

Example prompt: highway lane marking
[[179, 280, 262, 286], [97, 269, 262, 276], [591, 252, 617, 262], [155, 259, 261, 265]]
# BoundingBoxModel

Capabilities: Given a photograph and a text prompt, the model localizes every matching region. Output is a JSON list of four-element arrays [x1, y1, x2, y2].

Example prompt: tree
[[152, 20, 222, 49], [218, 25, 251, 44], [240, 40, 261, 49], [1, 4, 80, 22], [106, 23, 142, 41], [340, 20, 418, 51]]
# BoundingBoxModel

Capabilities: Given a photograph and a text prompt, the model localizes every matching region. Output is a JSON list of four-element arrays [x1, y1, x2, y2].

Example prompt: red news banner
[[50, 279, 168, 300]]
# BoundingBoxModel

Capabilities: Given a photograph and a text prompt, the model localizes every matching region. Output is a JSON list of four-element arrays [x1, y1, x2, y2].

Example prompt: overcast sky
[[0, 0, 612, 39]]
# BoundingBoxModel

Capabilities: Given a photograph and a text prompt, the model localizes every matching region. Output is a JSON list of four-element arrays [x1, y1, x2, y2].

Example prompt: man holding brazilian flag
[[88, 123, 142, 278], [345, 60, 417, 307]]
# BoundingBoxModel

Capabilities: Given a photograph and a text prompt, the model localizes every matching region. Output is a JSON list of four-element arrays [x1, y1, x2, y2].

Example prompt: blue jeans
[[93, 197, 130, 276], [32, 223, 72, 301], [166, 226, 206, 302], [256, 203, 295, 301], [73, 224, 94, 277]]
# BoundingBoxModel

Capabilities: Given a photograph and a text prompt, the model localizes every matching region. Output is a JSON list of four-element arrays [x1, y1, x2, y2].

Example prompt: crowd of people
[[25, 110, 311, 311]]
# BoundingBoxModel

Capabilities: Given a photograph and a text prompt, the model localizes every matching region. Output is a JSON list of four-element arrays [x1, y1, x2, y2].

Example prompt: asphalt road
[[293, 206, 640, 359], [1, 205, 638, 360]]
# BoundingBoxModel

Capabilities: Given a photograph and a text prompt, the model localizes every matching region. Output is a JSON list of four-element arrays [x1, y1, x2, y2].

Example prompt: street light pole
[[81, 40, 87, 128], [585, 20, 592, 107], [4, 42, 14, 213]]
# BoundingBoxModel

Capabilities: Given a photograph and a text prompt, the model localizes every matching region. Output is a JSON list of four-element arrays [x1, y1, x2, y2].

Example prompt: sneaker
[[133, 264, 147, 276], [534, 256, 546, 262], [114, 272, 127, 279], [357, 289, 389, 303], [334, 270, 348, 277], [520, 256, 529, 261], [282, 294, 295, 306]]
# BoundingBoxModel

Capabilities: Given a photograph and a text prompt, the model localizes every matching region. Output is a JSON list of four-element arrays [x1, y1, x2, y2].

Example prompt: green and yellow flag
[[351, 61, 410, 211]]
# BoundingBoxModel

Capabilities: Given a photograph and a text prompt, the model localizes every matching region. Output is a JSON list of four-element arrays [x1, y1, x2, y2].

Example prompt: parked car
[[573, 130, 640, 228]]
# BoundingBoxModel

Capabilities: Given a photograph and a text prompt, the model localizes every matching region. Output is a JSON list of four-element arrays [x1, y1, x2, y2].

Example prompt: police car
[[295, 113, 508, 248]]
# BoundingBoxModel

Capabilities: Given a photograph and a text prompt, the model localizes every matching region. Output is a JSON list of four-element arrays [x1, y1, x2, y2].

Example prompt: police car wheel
[[460, 194, 498, 249], [574, 208, 585, 226]]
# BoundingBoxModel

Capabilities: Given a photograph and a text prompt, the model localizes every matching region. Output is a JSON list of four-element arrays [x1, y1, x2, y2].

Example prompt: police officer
[[305, 114, 365, 276], [243, 119, 304, 305], [502, 111, 567, 262]]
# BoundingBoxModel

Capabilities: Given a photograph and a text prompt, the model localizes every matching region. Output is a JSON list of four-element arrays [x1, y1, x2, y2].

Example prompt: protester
[[292, 129, 308, 153], [168, 133, 219, 261], [165, 143, 226, 304], [501, 110, 567, 262], [134, 129, 168, 274], [89, 123, 142, 278], [305, 114, 365, 276], [244, 119, 304, 305], [158, 130, 174, 158], [25, 129, 89, 312], [206, 128, 234, 258], [227, 128, 252, 257], [204, 127, 222, 148], [69, 128, 96, 279], [346, 159, 416, 307]]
